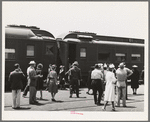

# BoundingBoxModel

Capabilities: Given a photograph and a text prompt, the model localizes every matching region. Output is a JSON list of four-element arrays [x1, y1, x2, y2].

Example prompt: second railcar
[[57, 31, 144, 86]]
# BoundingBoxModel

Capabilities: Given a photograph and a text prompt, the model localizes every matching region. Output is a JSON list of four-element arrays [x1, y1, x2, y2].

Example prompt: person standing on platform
[[47, 64, 58, 101], [141, 69, 144, 84], [102, 64, 117, 111], [130, 65, 140, 95], [22, 63, 32, 97], [86, 66, 94, 95], [28, 61, 39, 104], [116, 62, 132, 107], [69, 61, 81, 98], [45, 64, 52, 91], [102, 63, 108, 92], [123, 63, 133, 99], [58, 65, 66, 90], [91, 64, 103, 105], [8, 63, 25, 109], [36, 63, 44, 99]]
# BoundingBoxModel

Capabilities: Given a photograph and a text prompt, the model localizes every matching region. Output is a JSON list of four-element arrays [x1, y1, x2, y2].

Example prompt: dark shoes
[[12, 107, 22, 109], [133, 92, 137, 95], [112, 108, 115, 111], [30, 101, 39, 104], [52, 99, 56, 101], [96, 103, 103, 106]]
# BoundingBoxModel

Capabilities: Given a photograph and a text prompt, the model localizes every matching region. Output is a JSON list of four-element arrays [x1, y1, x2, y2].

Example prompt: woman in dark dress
[[36, 63, 43, 99], [130, 65, 140, 95]]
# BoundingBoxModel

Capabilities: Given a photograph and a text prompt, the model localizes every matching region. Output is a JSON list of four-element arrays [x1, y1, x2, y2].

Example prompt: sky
[[2, 2, 148, 40]]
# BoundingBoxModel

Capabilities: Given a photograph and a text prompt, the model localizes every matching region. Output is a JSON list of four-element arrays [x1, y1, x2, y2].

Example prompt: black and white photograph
[[2, 1, 148, 121]]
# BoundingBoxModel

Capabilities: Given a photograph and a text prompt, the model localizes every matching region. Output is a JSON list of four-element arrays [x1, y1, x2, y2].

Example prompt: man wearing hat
[[27, 61, 39, 104], [8, 63, 25, 109], [68, 61, 81, 98], [22, 61, 36, 97], [130, 65, 140, 95], [116, 62, 133, 107], [91, 64, 103, 105], [58, 65, 66, 90]]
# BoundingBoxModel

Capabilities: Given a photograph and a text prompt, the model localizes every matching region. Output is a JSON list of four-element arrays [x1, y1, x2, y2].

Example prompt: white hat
[[111, 64, 115, 68], [118, 62, 125, 67], [98, 63, 103, 66], [103, 63, 107, 68], [132, 65, 138, 68], [72, 61, 79, 66], [109, 64, 114, 69], [29, 61, 36, 65]]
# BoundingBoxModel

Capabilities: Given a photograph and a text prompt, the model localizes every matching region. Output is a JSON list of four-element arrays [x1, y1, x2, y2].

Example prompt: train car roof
[[5, 25, 55, 40], [57, 31, 144, 44], [62, 38, 144, 47]]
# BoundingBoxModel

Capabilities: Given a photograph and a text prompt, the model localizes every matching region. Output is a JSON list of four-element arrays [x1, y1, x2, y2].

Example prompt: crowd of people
[[8, 60, 143, 111]]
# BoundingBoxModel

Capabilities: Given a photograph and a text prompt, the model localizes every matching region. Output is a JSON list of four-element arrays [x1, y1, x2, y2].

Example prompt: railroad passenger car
[[57, 31, 144, 86], [5, 25, 58, 91]]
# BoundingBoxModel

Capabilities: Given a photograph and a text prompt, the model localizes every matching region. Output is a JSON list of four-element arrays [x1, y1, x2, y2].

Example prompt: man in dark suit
[[9, 63, 25, 109]]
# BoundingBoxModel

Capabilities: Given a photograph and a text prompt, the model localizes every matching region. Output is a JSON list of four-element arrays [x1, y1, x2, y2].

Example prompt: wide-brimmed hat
[[109, 64, 114, 69], [118, 62, 125, 67], [132, 65, 138, 68], [111, 64, 115, 68], [29, 61, 36, 65], [72, 61, 79, 66], [37, 63, 43, 69]]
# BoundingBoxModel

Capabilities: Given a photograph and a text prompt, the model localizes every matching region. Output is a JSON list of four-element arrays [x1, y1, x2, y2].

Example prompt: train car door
[[68, 43, 76, 66]]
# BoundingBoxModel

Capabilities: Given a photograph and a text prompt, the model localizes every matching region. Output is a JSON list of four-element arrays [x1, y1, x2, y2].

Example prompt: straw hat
[[72, 61, 79, 66], [29, 61, 36, 65]]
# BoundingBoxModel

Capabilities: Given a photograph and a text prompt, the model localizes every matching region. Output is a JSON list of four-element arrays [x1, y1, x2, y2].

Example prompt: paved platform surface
[[4, 85, 144, 112]]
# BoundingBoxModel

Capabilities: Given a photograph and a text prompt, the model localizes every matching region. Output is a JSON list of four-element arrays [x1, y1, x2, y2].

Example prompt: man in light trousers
[[116, 62, 133, 107], [9, 63, 25, 109]]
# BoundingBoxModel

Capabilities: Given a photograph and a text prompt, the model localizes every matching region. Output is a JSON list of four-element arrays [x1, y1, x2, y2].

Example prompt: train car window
[[116, 53, 126, 62], [46, 45, 54, 55], [98, 53, 110, 61], [131, 54, 141, 61], [27, 45, 34, 56], [80, 48, 86, 58], [5, 48, 15, 60]]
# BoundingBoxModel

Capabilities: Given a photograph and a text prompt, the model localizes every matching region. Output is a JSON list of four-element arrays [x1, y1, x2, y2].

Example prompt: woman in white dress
[[102, 64, 117, 111]]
